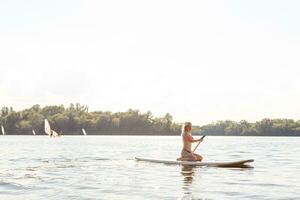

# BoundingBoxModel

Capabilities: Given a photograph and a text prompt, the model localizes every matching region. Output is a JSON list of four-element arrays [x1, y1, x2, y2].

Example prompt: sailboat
[[44, 119, 59, 137], [82, 128, 87, 136], [32, 129, 36, 135], [1, 125, 5, 135]]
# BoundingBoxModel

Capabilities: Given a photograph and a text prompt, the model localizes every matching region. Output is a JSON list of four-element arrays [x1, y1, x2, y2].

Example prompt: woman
[[178, 122, 204, 161]]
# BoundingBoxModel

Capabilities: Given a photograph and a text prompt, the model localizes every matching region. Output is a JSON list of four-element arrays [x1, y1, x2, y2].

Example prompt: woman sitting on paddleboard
[[178, 122, 204, 161]]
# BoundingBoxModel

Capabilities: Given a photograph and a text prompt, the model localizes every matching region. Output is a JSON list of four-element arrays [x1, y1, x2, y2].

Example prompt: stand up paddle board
[[135, 157, 254, 168]]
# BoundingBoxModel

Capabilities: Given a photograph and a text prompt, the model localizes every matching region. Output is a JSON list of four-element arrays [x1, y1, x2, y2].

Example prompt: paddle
[[193, 135, 205, 152]]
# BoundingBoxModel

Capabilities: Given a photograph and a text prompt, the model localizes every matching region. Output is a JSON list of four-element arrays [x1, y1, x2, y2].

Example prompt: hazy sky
[[0, 0, 300, 125]]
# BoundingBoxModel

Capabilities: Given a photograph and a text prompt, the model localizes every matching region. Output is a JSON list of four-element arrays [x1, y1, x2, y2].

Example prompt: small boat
[[1, 125, 5, 135], [135, 157, 254, 168], [82, 128, 87, 136], [44, 119, 59, 137]]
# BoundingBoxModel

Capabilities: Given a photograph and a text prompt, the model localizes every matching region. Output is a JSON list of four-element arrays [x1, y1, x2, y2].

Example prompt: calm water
[[0, 136, 299, 200]]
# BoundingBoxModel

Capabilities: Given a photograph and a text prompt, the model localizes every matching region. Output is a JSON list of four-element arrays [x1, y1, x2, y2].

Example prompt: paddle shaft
[[193, 135, 205, 152]]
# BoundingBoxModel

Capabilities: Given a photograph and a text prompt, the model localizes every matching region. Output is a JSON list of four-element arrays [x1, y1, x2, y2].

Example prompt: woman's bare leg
[[193, 153, 203, 161], [181, 154, 197, 161]]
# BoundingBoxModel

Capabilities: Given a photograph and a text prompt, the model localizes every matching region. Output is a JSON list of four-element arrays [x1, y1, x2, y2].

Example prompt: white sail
[[44, 119, 51, 136], [44, 119, 59, 137], [32, 129, 36, 135], [82, 128, 87, 136], [1, 125, 5, 135]]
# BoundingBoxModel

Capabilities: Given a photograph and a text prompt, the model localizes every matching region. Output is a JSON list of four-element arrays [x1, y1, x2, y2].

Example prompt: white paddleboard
[[135, 157, 254, 168]]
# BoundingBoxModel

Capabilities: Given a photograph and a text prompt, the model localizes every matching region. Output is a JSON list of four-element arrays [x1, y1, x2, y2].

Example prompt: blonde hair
[[181, 122, 192, 134]]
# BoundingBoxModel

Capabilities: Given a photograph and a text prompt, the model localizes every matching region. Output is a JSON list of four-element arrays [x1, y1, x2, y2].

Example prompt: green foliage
[[1, 104, 299, 136], [197, 118, 300, 136], [0, 104, 180, 135]]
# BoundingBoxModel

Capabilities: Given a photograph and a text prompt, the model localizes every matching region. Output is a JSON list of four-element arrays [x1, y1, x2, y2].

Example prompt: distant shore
[[3, 133, 300, 137], [1, 104, 300, 137]]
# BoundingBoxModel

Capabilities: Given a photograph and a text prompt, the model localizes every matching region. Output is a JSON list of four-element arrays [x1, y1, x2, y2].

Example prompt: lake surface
[[0, 136, 299, 199]]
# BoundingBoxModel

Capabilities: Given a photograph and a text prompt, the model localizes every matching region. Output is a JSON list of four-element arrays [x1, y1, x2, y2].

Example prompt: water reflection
[[181, 165, 195, 186], [180, 165, 201, 200]]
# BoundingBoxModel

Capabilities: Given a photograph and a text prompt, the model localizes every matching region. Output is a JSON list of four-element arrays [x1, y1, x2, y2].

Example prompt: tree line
[[194, 119, 300, 136], [1, 104, 300, 136], [0, 104, 180, 135]]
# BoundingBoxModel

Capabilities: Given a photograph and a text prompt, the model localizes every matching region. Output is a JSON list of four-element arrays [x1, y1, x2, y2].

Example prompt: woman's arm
[[191, 136, 205, 143], [186, 134, 204, 143]]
